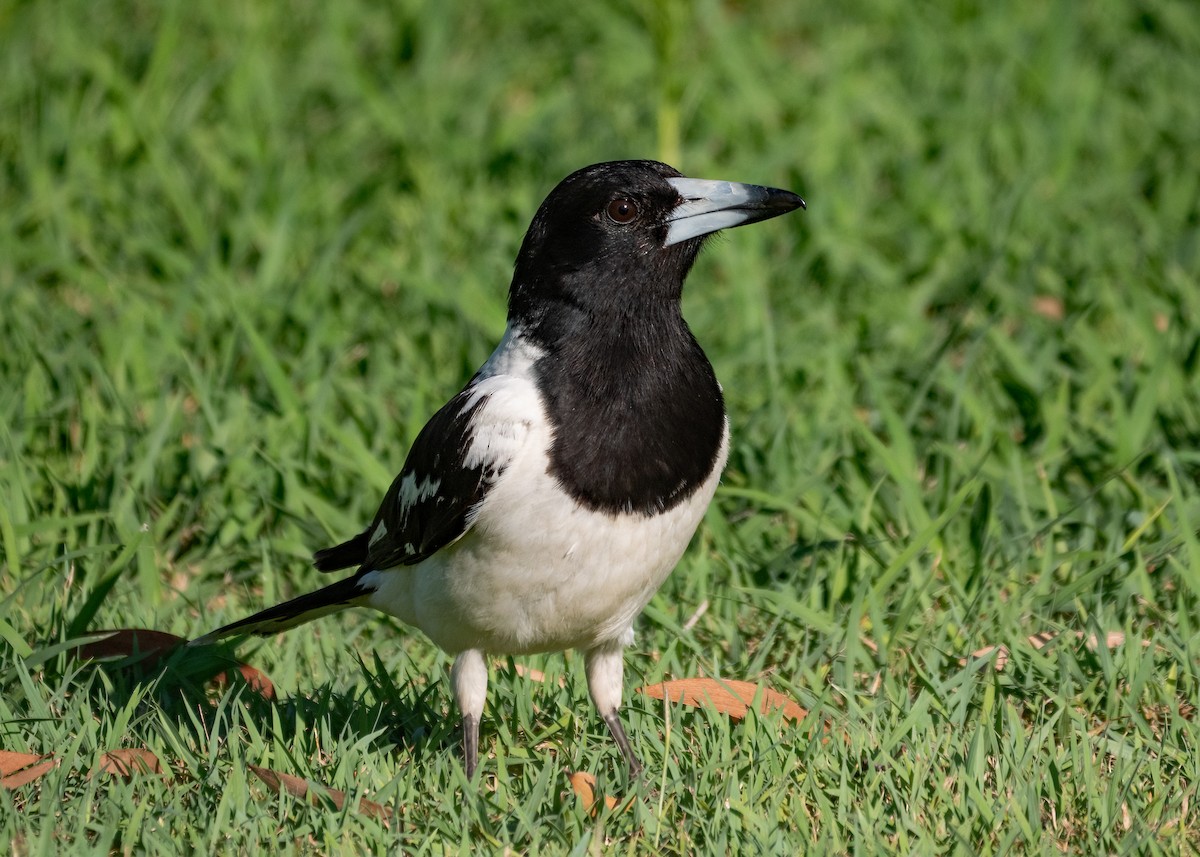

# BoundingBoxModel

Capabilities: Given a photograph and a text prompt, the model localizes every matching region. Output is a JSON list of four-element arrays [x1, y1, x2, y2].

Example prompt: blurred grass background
[[2, 0, 1198, 852]]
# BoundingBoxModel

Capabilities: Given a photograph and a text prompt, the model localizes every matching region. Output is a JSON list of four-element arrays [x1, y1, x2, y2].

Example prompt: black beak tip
[[778, 189, 806, 212]]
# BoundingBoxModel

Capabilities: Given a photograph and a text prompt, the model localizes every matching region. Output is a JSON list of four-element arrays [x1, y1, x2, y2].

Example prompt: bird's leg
[[603, 711, 642, 779], [585, 643, 643, 778], [451, 649, 488, 778], [461, 714, 479, 779]]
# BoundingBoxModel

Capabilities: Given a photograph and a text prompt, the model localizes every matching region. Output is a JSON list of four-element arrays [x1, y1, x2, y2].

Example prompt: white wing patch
[[461, 376, 535, 474], [397, 473, 442, 516], [366, 340, 545, 569], [458, 374, 541, 529], [460, 324, 542, 475], [465, 419, 529, 471]]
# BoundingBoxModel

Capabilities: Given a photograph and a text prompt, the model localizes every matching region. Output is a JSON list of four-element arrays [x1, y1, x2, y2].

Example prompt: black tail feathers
[[189, 574, 375, 647], [312, 530, 371, 572]]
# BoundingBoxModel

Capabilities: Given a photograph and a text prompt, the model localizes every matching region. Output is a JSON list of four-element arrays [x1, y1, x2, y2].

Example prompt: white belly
[[365, 421, 729, 655]]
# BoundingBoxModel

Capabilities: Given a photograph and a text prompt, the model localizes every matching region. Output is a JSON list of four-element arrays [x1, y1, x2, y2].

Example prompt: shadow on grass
[[57, 638, 454, 767]]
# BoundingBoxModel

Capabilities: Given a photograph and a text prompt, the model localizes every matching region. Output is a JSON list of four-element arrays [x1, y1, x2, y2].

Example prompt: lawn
[[2, 0, 1198, 853]]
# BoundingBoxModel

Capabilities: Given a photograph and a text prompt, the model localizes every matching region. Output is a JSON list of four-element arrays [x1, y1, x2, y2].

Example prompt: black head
[[508, 160, 804, 335]]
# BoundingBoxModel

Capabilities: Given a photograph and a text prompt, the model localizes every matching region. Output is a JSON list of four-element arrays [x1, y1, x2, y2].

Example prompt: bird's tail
[[189, 575, 375, 647]]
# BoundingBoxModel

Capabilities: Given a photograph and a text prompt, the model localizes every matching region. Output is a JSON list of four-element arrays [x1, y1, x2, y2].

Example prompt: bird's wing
[[314, 375, 534, 573]]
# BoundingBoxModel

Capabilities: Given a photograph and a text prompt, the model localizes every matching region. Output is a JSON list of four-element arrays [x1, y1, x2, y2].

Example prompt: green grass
[[2, 0, 1199, 852]]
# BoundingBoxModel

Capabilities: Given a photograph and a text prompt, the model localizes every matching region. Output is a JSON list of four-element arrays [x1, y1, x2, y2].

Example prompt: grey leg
[[462, 713, 480, 779], [452, 649, 487, 778], [585, 643, 643, 778], [603, 710, 643, 777]]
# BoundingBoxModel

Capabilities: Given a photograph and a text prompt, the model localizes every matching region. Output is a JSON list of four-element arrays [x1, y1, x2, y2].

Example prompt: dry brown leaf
[[211, 662, 277, 700], [74, 629, 185, 663], [1083, 630, 1143, 651], [74, 628, 276, 699], [968, 645, 1011, 670], [248, 764, 392, 826], [1027, 631, 1057, 650], [510, 662, 566, 688], [93, 749, 164, 779], [0, 751, 57, 789], [567, 771, 619, 815], [1032, 295, 1065, 321], [964, 629, 1150, 671], [638, 678, 807, 722], [513, 663, 546, 683], [859, 670, 883, 696]]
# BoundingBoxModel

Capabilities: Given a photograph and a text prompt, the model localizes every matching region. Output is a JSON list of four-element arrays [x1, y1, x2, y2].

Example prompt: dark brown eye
[[606, 198, 638, 224]]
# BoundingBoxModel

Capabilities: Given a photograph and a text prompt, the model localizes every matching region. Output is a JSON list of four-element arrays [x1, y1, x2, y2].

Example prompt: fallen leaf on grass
[[964, 630, 1153, 671], [248, 764, 392, 826], [72, 628, 274, 700], [92, 749, 164, 779], [509, 662, 567, 688], [75, 629, 185, 664], [1032, 295, 1065, 321], [638, 678, 808, 722], [512, 663, 547, 683], [0, 752, 57, 789], [968, 644, 1012, 670], [211, 662, 276, 700], [1027, 631, 1058, 650], [1081, 630, 1150, 651], [567, 771, 620, 815]]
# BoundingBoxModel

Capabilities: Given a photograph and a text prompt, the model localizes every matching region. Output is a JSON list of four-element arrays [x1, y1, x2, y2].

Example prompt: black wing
[[314, 384, 519, 573], [312, 532, 370, 571]]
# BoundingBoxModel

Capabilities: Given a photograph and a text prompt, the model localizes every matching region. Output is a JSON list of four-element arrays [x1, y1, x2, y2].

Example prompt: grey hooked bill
[[664, 177, 806, 246]]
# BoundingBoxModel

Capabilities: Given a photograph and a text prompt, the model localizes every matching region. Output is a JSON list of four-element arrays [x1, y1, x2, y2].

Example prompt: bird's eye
[[606, 198, 639, 224]]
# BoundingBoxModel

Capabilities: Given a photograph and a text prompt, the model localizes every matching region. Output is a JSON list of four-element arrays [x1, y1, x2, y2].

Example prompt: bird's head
[[508, 160, 804, 331]]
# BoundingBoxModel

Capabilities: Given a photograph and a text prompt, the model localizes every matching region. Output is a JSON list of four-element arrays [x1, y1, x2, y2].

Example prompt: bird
[[192, 160, 805, 778]]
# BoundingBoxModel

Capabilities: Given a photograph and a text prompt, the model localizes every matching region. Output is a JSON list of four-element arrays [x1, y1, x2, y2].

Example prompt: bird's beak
[[663, 177, 806, 247]]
